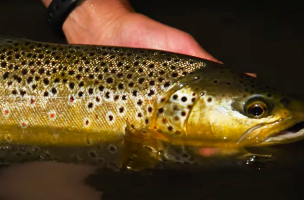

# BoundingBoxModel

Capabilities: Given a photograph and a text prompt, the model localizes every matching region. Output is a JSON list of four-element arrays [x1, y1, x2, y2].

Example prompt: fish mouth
[[263, 120, 304, 143]]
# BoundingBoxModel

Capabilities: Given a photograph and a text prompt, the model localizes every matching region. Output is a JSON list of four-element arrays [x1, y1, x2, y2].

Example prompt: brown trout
[[0, 36, 303, 170]]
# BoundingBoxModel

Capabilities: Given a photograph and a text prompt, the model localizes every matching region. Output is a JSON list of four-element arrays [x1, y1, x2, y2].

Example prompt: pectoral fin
[[121, 122, 160, 171]]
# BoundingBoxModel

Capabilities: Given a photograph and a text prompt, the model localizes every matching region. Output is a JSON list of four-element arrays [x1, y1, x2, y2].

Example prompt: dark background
[[0, 0, 304, 199]]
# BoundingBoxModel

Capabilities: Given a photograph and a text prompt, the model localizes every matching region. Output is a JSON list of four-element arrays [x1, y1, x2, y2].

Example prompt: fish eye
[[244, 98, 270, 118]]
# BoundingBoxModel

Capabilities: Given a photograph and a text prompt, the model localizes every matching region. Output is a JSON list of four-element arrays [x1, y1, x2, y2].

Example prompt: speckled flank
[[0, 37, 205, 149], [1, 37, 298, 169]]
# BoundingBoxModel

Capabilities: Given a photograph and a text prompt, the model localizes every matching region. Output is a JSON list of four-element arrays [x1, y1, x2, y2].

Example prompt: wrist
[[42, 0, 133, 44]]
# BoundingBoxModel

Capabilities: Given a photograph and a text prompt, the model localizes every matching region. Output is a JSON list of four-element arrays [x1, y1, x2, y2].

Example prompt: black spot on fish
[[51, 88, 57, 94], [79, 81, 84, 87], [138, 78, 145, 84], [108, 145, 117, 153], [20, 90, 26, 96], [88, 88, 94, 95], [13, 75, 22, 83], [38, 68, 44, 75], [164, 82, 170, 87], [27, 76, 33, 84], [158, 108, 164, 113], [98, 85, 104, 91], [137, 100, 143, 105], [105, 92, 110, 99], [106, 78, 113, 83], [88, 102, 93, 108], [3, 72, 9, 79], [21, 69, 28, 75], [117, 62, 123, 67], [69, 82, 75, 89], [54, 78, 60, 83], [118, 83, 124, 89], [181, 97, 187, 102], [172, 72, 178, 78], [128, 82, 134, 87], [148, 90, 155, 96], [43, 78, 49, 85], [133, 90, 138, 96]]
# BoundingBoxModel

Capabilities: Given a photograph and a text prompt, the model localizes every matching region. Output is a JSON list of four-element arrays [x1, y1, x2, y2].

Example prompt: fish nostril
[[280, 98, 290, 107]]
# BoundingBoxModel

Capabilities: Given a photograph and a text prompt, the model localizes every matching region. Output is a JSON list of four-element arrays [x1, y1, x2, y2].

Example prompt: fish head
[[155, 66, 304, 148]]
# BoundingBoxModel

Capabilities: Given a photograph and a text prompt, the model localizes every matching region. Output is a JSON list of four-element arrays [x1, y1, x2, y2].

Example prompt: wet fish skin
[[0, 36, 304, 170], [0, 36, 207, 168]]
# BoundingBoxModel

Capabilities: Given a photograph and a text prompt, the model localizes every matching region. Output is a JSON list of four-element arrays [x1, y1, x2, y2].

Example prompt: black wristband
[[47, 0, 84, 35]]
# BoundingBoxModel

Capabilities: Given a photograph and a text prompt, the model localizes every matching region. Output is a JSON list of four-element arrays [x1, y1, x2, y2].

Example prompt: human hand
[[41, 0, 219, 62]]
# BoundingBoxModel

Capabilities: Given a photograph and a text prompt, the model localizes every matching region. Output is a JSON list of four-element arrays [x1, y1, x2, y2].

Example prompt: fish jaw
[[235, 117, 304, 147], [238, 99, 304, 147], [258, 97, 304, 146], [259, 119, 304, 146]]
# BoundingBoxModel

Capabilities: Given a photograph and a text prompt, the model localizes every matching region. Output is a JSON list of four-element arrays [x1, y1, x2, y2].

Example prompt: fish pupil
[[252, 106, 264, 117]]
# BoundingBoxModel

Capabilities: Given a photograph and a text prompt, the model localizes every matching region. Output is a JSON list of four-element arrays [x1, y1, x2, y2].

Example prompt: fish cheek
[[186, 98, 252, 144], [186, 98, 214, 141]]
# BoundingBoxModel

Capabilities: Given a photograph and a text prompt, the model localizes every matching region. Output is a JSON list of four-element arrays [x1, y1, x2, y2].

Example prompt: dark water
[[0, 0, 304, 199]]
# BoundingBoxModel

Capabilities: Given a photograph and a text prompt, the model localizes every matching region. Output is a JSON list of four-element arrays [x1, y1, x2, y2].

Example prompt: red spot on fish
[[30, 98, 35, 104], [198, 148, 219, 157], [85, 120, 89, 126], [95, 115, 98, 119], [50, 113, 55, 118], [22, 122, 27, 127], [7, 81, 12, 86], [4, 110, 9, 115], [69, 96, 74, 102], [245, 72, 257, 78]]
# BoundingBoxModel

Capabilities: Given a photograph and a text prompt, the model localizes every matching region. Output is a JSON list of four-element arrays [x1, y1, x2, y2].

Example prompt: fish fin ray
[[120, 122, 159, 171]]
